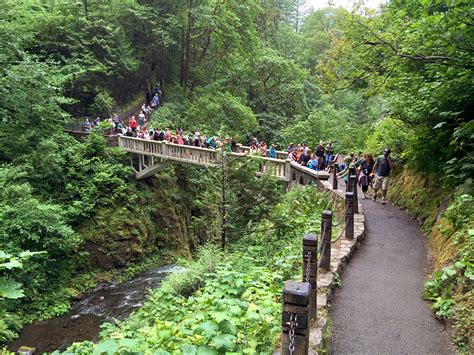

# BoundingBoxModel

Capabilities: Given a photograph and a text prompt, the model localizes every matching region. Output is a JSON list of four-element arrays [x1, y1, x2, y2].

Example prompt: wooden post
[[350, 174, 359, 214], [345, 176, 352, 193], [319, 210, 332, 271], [302, 234, 317, 321], [349, 166, 356, 177], [281, 281, 311, 355], [332, 163, 339, 190], [345, 192, 354, 240]]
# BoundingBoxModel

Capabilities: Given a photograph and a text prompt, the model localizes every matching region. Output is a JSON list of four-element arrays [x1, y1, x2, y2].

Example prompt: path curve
[[329, 197, 454, 354]]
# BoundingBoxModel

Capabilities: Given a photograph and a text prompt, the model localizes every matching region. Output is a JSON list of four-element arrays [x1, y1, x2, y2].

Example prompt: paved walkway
[[329, 195, 454, 354]]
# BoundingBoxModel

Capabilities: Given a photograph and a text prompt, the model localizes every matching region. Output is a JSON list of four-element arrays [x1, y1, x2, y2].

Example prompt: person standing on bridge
[[268, 144, 277, 159], [325, 140, 334, 169], [129, 116, 137, 133], [371, 148, 392, 204], [83, 118, 92, 132], [315, 140, 325, 170]]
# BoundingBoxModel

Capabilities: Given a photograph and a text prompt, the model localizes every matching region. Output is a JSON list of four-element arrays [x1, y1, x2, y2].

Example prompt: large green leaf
[[212, 334, 236, 352], [0, 278, 24, 299], [92, 340, 119, 355], [195, 321, 219, 339]]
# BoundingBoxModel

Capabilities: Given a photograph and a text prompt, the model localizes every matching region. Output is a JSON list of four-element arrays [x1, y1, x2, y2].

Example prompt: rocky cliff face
[[79, 166, 197, 269]]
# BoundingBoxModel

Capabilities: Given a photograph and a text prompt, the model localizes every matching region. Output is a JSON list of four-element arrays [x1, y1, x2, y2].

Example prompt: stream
[[8, 264, 181, 353]]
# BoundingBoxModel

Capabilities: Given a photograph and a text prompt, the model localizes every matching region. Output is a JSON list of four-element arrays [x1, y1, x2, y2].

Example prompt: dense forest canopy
[[0, 0, 472, 351]]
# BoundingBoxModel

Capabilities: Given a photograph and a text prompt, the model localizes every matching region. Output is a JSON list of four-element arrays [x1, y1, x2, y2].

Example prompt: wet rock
[[436, 197, 450, 222], [417, 216, 424, 226]]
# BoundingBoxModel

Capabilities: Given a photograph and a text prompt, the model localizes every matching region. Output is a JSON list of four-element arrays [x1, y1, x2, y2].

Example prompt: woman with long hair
[[358, 153, 375, 199]]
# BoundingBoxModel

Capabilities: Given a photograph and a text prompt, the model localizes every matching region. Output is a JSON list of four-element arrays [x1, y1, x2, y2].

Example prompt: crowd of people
[[285, 140, 334, 171], [82, 88, 392, 204], [83, 87, 163, 134], [336, 149, 392, 204]]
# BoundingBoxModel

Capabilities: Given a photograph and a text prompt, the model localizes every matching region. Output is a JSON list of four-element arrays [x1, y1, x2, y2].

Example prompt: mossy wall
[[79, 166, 197, 270], [388, 167, 456, 269]]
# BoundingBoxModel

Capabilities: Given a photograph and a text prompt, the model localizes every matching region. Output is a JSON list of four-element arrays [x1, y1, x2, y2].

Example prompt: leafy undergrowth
[[64, 186, 335, 354]]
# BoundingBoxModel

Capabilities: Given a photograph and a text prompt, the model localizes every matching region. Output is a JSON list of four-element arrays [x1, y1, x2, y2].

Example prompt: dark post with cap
[[349, 166, 356, 177], [345, 192, 354, 240], [346, 168, 355, 192], [302, 234, 317, 321], [350, 174, 359, 214], [332, 163, 339, 190], [281, 281, 311, 355], [319, 210, 332, 271]]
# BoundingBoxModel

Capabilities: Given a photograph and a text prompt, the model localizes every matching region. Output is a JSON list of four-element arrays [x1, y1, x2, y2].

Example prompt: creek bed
[[8, 265, 180, 353]]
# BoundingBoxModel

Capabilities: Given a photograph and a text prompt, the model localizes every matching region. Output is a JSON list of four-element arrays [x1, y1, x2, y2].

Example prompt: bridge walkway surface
[[329, 186, 454, 354]]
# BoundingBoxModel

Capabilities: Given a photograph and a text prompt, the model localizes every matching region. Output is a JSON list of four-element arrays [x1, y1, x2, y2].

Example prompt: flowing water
[[8, 265, 182, 353]]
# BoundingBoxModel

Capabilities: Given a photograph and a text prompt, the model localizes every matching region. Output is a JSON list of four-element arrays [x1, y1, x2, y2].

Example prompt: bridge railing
[[119, 136, 218, 166], [235, 144, 288, 160], [253, 156, 290, 181], [118, 136, 331, 184]]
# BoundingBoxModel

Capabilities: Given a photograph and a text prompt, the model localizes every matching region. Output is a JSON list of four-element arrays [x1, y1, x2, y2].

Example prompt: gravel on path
[[329, 196, 454, 355]]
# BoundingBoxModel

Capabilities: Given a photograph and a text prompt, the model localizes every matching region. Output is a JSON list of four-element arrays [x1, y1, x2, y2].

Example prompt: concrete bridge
[[118, 136, 330, 186]]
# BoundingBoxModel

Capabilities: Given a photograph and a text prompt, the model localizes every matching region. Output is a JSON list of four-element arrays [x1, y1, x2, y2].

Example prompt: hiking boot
[[372, 195, 376, 202], [382, 197, 386, 205]]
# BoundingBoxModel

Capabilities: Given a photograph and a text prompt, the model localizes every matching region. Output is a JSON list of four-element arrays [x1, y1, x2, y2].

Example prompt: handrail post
[[281, 281, 311, 355], [320, 210, 332, 271], [345, 192, 354, 240], [346, 167, 356, 192], [302, 234, 317, 321], [350, 174, 359, 214], [162, 140, 168, 156], [332, 163, 339, 190], [349, 166, 356, 177], [285, 159, 291, 181]]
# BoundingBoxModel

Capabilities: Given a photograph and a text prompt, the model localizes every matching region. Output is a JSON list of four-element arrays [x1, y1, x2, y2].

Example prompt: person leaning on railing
[[336, 156, 355, 185]]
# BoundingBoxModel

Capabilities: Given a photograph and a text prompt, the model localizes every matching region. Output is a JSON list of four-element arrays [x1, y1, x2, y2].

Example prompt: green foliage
[[189, 150, 283, 248], [0, 251, 43, 342], [271, 185, 334, 239], [90, 90, 116, 118], [187, 92, 258, 140], [317, 0, 473, 183], [365, 117, 414, 159], [68, 187, 334, 353], [423, 190, 474, 351]]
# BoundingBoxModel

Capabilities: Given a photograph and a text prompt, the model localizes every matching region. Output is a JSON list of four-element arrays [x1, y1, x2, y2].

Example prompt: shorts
[[374, 175, 389, 190]]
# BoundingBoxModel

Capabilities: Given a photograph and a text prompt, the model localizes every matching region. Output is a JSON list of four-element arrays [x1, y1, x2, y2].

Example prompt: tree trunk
[[181, 0, 193, 91], [220, 152, 226, 251]]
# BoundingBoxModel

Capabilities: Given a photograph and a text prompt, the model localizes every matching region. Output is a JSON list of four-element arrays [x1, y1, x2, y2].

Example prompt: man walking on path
[[372, 148, 392, 204]]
